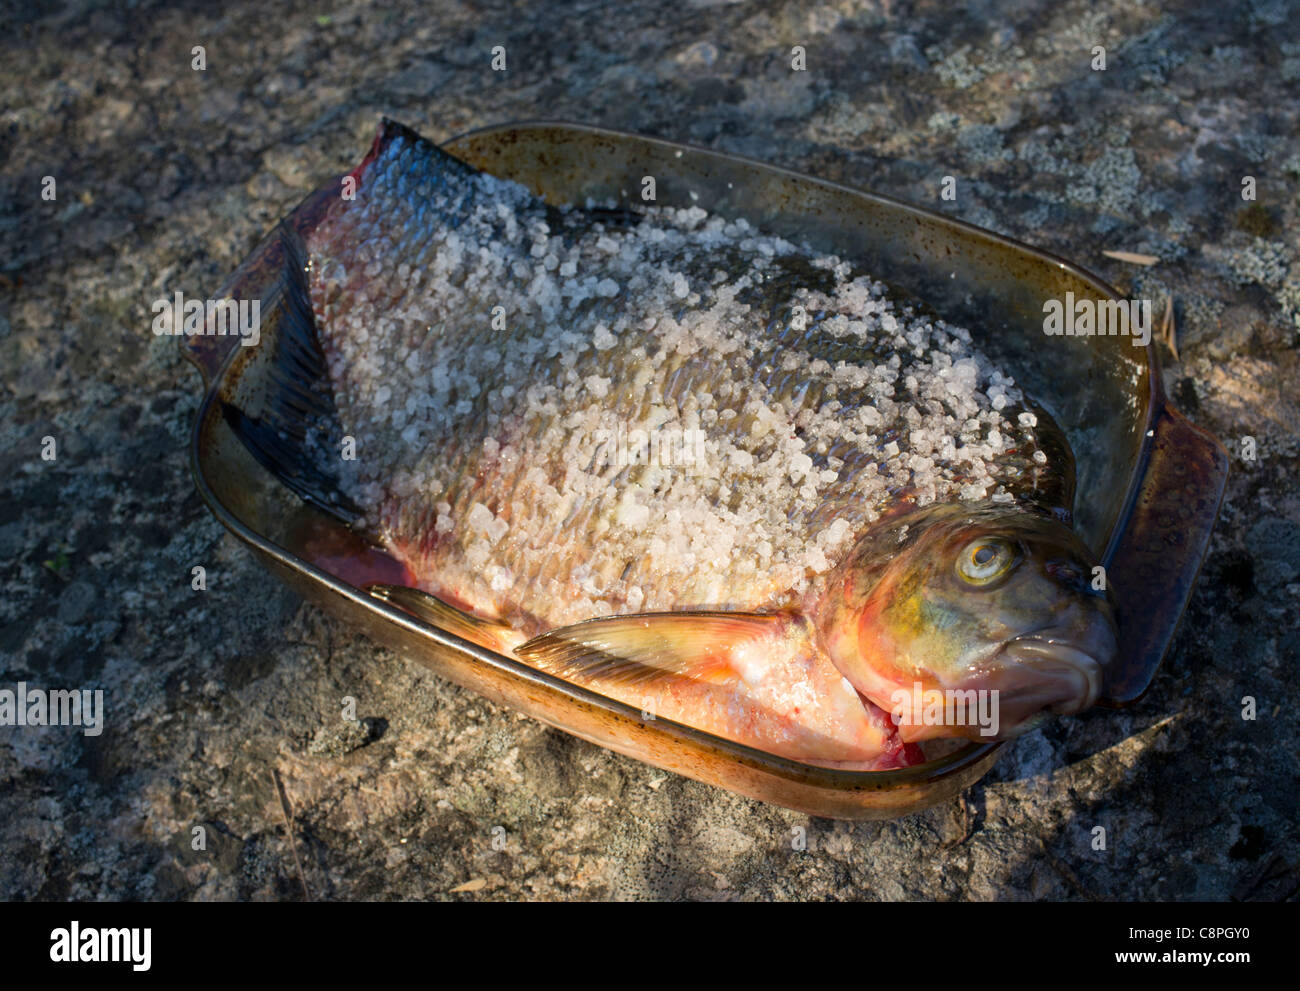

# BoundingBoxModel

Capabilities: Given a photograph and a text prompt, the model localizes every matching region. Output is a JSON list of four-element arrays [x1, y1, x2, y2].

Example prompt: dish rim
[[184, 118, 1224, 799]]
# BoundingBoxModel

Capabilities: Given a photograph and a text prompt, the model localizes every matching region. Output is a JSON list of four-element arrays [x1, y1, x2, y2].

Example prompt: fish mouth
[[878, 631, 1109, 743], [991, 632, 1108, 729]]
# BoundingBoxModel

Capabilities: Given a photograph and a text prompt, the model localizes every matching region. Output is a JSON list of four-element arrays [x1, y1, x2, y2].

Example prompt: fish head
[[822, 504, 1117, 742]]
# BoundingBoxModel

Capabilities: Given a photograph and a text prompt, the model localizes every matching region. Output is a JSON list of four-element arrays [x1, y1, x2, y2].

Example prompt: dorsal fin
[[220, 223, 361, 524]]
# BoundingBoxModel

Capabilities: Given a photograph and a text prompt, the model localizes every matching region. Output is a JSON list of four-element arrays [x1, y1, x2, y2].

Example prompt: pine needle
[[271, 767, 313, 900], [1161, 296, 1178, 361], [1102, 249, 1160, 266]]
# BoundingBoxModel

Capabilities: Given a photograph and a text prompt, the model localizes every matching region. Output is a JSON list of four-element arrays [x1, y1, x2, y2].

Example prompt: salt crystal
[[805, 547, 830, 573], [789, 452, 814, 480], [309, 156, 1036, 620], [618, 500, 650, 529]]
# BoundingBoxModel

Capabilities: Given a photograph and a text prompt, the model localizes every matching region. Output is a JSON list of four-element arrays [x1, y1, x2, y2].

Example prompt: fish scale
[[237, 120, 1115, 768], [310, 143, 1037, 625]]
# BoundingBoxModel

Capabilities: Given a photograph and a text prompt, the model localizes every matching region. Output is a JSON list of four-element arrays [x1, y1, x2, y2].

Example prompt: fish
[[230, 119, 1118, 770]]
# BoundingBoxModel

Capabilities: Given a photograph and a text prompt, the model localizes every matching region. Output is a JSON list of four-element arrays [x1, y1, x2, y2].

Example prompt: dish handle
[[1100, 403, 1229, 705]]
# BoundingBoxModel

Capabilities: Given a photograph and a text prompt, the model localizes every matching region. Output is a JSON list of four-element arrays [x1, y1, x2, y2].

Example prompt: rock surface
[[0, 0, 1296, 900]]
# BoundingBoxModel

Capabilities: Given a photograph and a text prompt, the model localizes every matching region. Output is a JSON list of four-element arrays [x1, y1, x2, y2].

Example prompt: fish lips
[[983, 623, 1115, 735]]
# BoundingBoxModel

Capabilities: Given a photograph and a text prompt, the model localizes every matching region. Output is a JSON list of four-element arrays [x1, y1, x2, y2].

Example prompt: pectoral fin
[[367, 583, 518, 653], [514, 611, 787, 689]]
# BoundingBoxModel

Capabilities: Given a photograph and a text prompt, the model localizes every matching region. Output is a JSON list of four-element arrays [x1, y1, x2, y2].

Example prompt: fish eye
[[956, 537, 1018, 586]]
